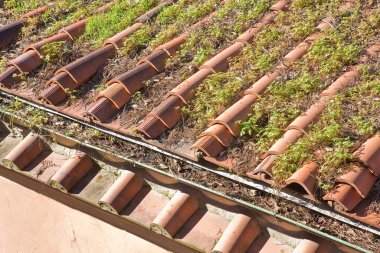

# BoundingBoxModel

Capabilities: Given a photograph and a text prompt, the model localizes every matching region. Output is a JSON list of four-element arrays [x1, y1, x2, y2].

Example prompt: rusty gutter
[[0, 91, 379, 237]]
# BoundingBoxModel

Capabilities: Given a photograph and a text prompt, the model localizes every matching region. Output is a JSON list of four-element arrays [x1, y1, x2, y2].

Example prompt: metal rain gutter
[[0, 90, 379, 237]]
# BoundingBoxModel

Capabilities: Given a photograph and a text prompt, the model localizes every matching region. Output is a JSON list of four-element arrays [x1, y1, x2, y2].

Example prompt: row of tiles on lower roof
[[0, 122, 353, 253]]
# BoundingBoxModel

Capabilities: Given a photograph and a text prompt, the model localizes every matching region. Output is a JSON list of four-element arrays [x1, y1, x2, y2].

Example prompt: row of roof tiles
[[0, 0, 378, 230], [0, 121, 336, 253]]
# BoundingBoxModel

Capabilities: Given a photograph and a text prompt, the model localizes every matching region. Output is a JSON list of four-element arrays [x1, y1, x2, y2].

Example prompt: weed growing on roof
[[41, 41, 68, 63], [45, 0, 109, 36], [175, 0, 272, 69], [82, 0, 158, 47], [25, 106, 48, 130], [121, 0, 214, 55], [184, 0, 335, 130], [4, 0, 48, 15], [236, 0, 378, 150], [272, 63, 379, 191]]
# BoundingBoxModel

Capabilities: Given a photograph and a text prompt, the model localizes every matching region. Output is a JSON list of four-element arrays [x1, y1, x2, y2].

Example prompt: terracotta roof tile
[[284, 162, 319, 199], [151, 191, 199, 238], [293, 239, 320, 253], [323, 183, 364, 211], [3, 133, 45, 171], [1, 0, 379, 241], [353, 134, 380, 175], [0, 4, 52, 48], [192, 20, 327, 159], [336, 164, 377, 197], [49, 151, 94, 192], [212, 214, 260, 253], [98, 171, 144, 213]]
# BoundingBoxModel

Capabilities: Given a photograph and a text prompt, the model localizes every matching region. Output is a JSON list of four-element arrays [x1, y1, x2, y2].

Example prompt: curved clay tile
[[200, 42, 244, 73], [244, 71, 281, 96], [247, 155, 277, 182], [0, 66, 21, 87], [137, 115, 170, 139], [24, 32, 74, 57], [0, 20, 24, 48], [87, 33, 189, 123], [168, 69, 213, 103], [209, 94, 259, 137], [192, 18, 332, 159], [191, 134, 227, 158], [139, 50, 171, 72], [264, 129, 303, 157], [153, 34, 188, 57], [98, 171, 143, 214], [49, 151, 93, 192], [212, 214, 260, 253], [320, 69, 358, 98], [59, 18, 88, 40], [284, 162, 319, 198], [103, 22, 144, 48], [40, 1, 178, 106], [151, 191, 198, 238], [0, 19, 89, 88], [8, 50, 43, 73], [20, 3, 53, 19], [286, 99, 328, 133], [293, 239, 320, 253], [108, 63, 157, 92], [353, 134, 380, 176], [337, 164, 376, 197], [136, 0, 174, 23], [269, 0, 289, 11], [200, 124, 235, 148], [148, 95, 185, 128], [323, 183, 363, 211], [40, 45, 116, 105], [0, 3, 53, 48], [86, 98, 118, 123], [3, 133, 45, 171], [137, 96, 185, 138], [282, 42, 311, 67]]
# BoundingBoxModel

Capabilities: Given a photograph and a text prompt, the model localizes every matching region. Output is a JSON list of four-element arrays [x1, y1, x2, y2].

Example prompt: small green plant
[[42, 41, 67, 62]]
